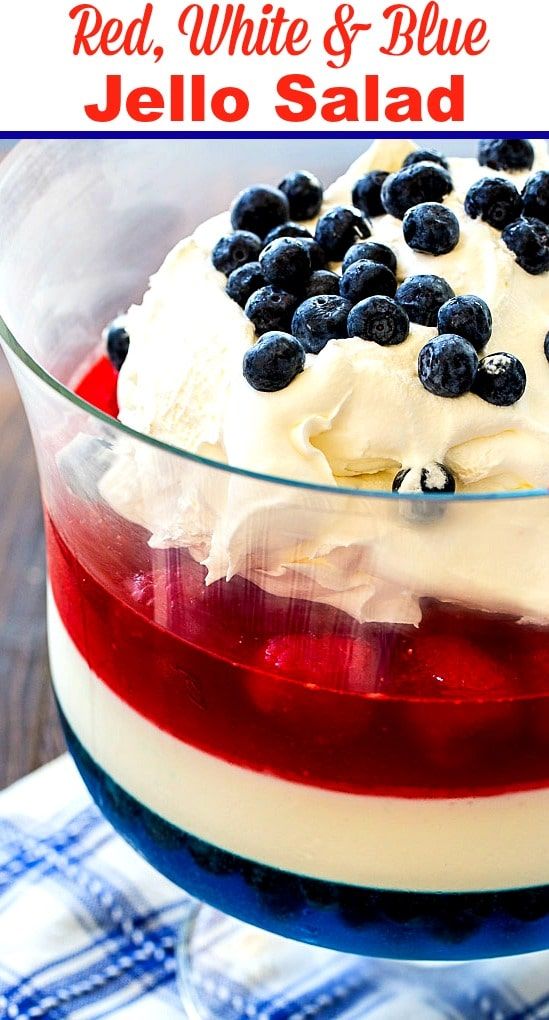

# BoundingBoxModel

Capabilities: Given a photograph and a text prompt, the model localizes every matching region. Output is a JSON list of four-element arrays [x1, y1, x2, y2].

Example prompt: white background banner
[[0, 0, 545, 132]]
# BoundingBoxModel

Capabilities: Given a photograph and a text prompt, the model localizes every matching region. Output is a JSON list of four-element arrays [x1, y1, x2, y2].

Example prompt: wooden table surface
[[0, 136, 475, 793], [0, 353, 65, 790], [0, 139, 64, 791]]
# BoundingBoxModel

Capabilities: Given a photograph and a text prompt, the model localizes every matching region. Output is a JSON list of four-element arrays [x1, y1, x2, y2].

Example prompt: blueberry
[[231, 185, 290, 239], [396, 275, 455, 327], [402, 149, 450, 171], [243, 332, 305, 392], [437, 295, 492, 352], [292, 295, 352, 354], [296, 237, 327, 270], [342, 241, 397, 275], [522, 172, 549, 224], [393, 463, 455, 493], [340, 260, 397, 304], [105, 317, 129, 371], [403, 203, 460, 255], [502, 217, 549, 275], [211, 230, 262, 275], [478, 139, 534, 172], [303, 270, 341, 298], [545, 331, 549, 364], [226, 262, 266, 307], [278, 170, 323, 221], [348, 296, 409, 346], [418, 334, 478, 397], [338, 887, 382, 928], [188, 838, 236, 876], [244, 864, 306, 918], [464, 178, 522, 231], [352, 171, 389, 217], [315, 206, 371, 261], [392, 463, 456, 522], [506, 887, 549, 923], [245, 286, 298, 335], [472, 352, 527, 406], [259, 237, 312, 293], [264, 222, 313, 245], [381, 164, 453, 220]]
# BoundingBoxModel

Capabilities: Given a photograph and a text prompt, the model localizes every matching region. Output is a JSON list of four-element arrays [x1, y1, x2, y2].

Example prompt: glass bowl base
[[176, 902, 469, 1020]]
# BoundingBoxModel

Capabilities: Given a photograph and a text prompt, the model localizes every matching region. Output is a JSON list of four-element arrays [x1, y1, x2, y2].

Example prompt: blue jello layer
[[60, 706, 549, 961]]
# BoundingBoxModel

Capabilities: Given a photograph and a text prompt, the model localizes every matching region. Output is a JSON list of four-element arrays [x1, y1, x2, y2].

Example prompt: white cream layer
[[100, 140, 549, 626], [49, 591, 549, 894]]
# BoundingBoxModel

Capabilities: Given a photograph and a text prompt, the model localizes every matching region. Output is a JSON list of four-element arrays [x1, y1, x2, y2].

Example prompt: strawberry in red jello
[[262, 633, 382, 693], [248, 633, 385, 744], [392, 632, 521, 777], [512, 626, 549, 747], [394, 632, 507, 699]]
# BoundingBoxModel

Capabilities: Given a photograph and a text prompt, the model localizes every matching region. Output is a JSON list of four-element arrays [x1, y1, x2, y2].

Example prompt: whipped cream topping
[[101, 140, 549, 625]]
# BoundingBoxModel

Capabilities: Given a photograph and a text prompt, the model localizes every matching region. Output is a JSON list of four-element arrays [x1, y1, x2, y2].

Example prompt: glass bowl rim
[[3, 312, 549, 505]]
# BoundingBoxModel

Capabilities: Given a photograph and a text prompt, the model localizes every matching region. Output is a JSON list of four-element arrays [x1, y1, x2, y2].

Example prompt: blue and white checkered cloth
[[1, 755, 549, 1019]]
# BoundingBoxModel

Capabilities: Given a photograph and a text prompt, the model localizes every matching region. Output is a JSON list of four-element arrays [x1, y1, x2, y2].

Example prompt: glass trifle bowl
[[1, 137, 549, 1015]]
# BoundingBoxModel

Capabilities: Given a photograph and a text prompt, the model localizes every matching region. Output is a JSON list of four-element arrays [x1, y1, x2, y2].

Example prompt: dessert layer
[[62, 704, 549, 962], [98, 140, 549, 625], [118, 140, 549, 492], [49, 591, 549, 894], [46, 511, 549, 798]]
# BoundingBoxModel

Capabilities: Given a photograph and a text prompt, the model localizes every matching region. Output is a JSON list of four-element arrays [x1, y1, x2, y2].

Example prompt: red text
[[69, 2, 163, 62], [381, 2, 489, 56], [178, 3, 310, 56], [275, 74, 464, 123], [85, 74, 250, 122]]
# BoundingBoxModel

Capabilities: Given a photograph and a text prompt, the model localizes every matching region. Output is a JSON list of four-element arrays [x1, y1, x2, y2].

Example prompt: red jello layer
[[51, 356, 549, 797], [46, 509, 549, 798]]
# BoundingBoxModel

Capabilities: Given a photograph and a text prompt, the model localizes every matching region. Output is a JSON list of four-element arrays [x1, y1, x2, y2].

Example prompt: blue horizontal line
[[0, 130, 547, 140]]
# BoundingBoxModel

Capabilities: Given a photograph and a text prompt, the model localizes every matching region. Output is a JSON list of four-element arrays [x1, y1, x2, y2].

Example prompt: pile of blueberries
[[212, 139, 546, 374], [209, 139, 548, 500], [104, 140, 548, 502]]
